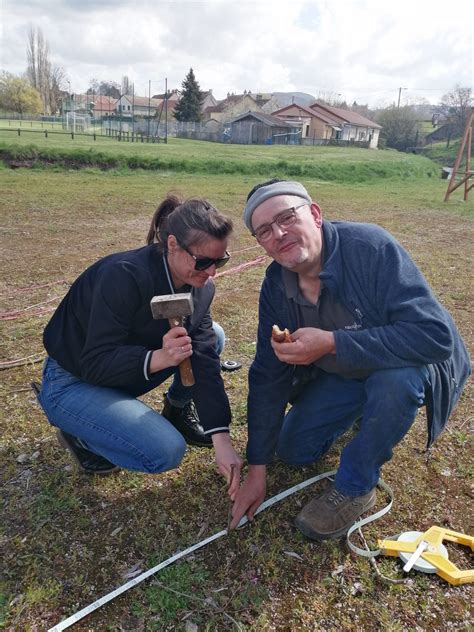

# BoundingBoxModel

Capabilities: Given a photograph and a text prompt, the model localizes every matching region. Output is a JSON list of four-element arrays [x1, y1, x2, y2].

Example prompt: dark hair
[[146, 194, 233, 250], [246, 178, 284, 202]]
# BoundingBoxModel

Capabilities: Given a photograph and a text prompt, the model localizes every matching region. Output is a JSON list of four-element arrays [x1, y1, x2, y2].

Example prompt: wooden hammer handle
[[168, 317, 195, 387]]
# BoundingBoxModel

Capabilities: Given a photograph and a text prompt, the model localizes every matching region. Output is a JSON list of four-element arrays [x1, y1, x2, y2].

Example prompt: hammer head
[[150, 293, 194, 320]]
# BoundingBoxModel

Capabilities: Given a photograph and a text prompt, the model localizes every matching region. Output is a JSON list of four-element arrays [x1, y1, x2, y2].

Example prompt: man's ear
[[310, 202, 323, 227]]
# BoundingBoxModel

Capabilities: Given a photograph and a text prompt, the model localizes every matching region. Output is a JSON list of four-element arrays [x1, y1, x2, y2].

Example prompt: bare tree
[[50, 65, 67, 114], [26, 26, 51, 112], [88, 78, 100, 95], [121, 75, 132, 96], [26, 25, 65, 114], [315, 91, 345, 108], [438, 85, 473, 135], [351, 101, 375, 119]]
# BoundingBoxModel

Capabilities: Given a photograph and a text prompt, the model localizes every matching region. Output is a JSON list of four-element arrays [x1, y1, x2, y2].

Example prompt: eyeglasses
[[179, 242, 231, 271], [252, 203, 308, 242]]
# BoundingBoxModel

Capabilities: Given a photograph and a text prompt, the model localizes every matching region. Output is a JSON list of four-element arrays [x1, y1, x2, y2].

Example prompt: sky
[[0, 0, 473, 107]]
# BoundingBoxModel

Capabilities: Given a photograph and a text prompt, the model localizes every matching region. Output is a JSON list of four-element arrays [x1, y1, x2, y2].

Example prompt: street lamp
[[147, 78, 168, 143], [66, 80, 75, 133]]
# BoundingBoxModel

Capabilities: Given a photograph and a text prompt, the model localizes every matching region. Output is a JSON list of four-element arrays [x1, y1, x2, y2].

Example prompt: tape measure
[[221, 359, 242, 371]]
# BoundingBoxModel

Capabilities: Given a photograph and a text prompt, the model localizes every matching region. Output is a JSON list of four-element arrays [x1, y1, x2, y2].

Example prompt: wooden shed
[[229, 111, 300, 144]]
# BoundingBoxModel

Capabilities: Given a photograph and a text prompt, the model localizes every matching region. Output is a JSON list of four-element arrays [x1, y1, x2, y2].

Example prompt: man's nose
[[271, 223, 287, 238]]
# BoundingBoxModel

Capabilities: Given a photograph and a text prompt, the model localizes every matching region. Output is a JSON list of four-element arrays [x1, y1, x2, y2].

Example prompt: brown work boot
[[295, 482, 376, 540]]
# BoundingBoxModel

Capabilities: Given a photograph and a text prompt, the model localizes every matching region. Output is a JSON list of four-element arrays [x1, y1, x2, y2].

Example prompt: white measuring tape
[[48, 470, 393, 631]]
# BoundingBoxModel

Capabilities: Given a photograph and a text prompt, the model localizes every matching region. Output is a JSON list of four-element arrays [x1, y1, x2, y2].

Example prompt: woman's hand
[[212, 433, 244, 500], [149, 326, 192, 373]]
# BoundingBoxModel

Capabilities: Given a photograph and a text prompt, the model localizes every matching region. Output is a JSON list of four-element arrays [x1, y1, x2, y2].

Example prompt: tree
[[87, 78, 100, 95], [26, 25, 65, 114], [87, 79, 120, 98], [351, 101, 375, 119], [438, 85, 472, 135], [0, 71, 42, 115], [376, 105, 420, 151], [173, 68, 202, 122], [49, 65, 67, 114], [121, 75, 132, 96], [98, 81, 120, 98], [315, 91, 345, 108]]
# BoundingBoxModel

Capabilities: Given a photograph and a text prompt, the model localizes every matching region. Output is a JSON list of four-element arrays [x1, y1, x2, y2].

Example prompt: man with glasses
[[229, 179, 470, 540]]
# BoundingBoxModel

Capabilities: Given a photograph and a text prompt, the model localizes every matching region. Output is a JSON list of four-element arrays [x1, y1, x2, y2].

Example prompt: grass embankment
[[0, 129, 439, 182], [421, 138, 474, 168], [1, 167, 472, 629]]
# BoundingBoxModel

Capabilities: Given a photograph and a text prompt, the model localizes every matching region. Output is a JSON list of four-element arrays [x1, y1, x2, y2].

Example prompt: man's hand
[[271, 327, 335, 365], [212, 433, 244, 499], [229, 464, 267, 530]]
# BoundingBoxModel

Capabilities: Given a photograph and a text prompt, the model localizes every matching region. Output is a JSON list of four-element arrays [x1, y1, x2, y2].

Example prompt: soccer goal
[[64, 112, 91, 133]]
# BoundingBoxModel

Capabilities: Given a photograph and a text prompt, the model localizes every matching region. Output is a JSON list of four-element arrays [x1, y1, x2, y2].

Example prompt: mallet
[[150, 293, 195, 386]]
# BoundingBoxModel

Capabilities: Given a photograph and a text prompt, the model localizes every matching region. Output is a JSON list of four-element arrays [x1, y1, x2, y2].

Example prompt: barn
[[229, 111, 300, 144]]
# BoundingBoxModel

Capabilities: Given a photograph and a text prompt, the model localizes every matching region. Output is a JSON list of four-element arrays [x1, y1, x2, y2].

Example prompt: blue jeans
[[37, 322, 225, 473], [276, 367, 430, 496]]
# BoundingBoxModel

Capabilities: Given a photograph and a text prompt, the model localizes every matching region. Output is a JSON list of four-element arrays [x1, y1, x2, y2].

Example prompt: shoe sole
[[296, 492, 377, 541], [56, 430, 120, 475]]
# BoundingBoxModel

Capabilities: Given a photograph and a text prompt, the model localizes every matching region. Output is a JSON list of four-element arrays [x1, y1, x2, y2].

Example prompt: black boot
[[162, 394, 213, 448], [56, 430, 120, 475], [32, 382, 119, 475]]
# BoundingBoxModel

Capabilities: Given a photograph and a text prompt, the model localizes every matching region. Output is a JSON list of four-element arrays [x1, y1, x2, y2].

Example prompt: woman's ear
[[167, 234, 179, 252]]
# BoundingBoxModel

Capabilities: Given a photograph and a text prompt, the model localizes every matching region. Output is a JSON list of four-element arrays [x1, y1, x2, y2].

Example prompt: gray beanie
[[243, 180, 312, 231]]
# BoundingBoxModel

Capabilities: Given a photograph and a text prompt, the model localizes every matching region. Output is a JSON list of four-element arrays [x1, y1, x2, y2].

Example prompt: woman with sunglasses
[[36, 194, 243, 494]]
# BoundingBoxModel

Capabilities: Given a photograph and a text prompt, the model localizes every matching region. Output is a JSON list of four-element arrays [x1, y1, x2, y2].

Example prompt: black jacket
[[43, 245, 231, 434]]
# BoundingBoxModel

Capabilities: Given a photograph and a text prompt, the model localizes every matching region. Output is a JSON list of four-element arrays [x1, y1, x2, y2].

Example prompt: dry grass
[[0, 166, 473, 631]]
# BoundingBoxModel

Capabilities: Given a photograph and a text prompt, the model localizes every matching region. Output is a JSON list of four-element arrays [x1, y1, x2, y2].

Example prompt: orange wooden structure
[[444, 107, 473, 202]]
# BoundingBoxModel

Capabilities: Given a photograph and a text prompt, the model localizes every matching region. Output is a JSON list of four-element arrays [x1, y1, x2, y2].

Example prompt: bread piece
[[272, 324, 291, 343]]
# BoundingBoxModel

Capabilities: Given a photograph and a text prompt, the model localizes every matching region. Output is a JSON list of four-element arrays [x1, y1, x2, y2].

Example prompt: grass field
[[0, 128, 442, 181], [0, 145, 473, 630]]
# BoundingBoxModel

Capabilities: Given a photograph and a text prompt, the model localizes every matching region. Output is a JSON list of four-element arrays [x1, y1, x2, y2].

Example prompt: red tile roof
[[310, 103, 381, 128], [272, 103, 338, 125]]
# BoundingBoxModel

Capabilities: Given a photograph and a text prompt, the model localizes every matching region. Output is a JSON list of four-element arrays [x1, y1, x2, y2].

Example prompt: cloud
[[1, 0, 472, 105]]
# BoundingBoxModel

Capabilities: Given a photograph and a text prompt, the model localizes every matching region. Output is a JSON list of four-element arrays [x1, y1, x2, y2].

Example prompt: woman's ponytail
[[146, 194, 183, 245]]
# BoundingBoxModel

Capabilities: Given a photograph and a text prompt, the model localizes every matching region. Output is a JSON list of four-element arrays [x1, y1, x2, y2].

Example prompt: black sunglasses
[[179, 241, 231, 271]]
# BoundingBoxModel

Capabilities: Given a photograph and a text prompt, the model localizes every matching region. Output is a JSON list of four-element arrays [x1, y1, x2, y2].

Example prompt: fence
[[0, 115, 373, 149], [0, 113, 64, 123], [301, 137, 370, 148]]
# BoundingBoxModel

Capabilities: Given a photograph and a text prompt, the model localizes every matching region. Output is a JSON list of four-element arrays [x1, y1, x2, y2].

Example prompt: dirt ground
[[1, 169, 472, 630]]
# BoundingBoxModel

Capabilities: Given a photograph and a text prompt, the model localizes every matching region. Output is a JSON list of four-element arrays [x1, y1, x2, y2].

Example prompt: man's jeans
[[37, 323, 225, 473], [276, 366, 430, 496]]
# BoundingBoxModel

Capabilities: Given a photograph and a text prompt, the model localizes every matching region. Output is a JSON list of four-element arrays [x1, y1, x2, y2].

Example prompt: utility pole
[[397, 87, 407, 108], [165, 77, 168, 144], [148, 79, 151, 137], [132, 84, 135, 139]]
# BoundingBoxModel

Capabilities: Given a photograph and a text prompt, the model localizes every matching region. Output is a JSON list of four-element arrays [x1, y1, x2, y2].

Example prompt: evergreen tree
[[173, 68, 202, 122]]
